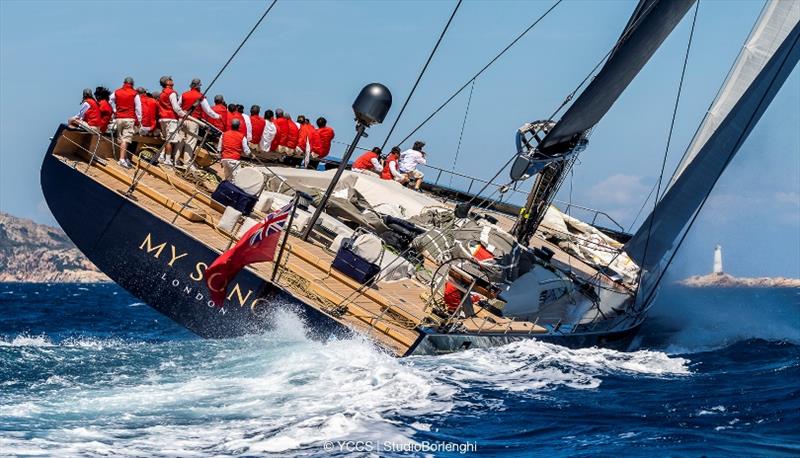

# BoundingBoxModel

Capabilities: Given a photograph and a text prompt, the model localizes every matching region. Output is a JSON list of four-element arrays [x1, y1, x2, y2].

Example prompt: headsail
[[512, 0, 695, 243], [624, 0, 800, 294], [537, 0, 696, 156]]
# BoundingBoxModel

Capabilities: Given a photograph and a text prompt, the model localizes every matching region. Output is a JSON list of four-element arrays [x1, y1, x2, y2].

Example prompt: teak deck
[[52, 130, 623, 356]]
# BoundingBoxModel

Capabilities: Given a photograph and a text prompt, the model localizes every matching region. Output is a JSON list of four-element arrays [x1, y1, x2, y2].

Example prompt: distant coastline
[[678, 273, 800, 288], [0, 213, 109, 283]]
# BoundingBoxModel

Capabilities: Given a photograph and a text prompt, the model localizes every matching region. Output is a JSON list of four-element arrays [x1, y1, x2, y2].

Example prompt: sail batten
[[624, 0, 800, 287]]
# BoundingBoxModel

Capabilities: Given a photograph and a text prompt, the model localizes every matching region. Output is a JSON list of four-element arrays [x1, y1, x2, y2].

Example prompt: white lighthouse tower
[[713, 245, 724, 275]]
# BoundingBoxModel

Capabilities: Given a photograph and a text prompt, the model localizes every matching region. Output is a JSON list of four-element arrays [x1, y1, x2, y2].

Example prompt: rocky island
[[679, 272, 800, 288], [678, 245, 799, 288], [0, 212, 109, 283]]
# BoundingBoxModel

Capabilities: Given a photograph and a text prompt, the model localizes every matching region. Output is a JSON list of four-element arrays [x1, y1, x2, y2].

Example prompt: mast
[[624, 0, 800, 300], [512, 0, 696, 244]]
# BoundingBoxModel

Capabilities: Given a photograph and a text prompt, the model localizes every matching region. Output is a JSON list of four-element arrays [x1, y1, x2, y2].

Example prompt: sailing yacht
[[40, 0, 799, 356]]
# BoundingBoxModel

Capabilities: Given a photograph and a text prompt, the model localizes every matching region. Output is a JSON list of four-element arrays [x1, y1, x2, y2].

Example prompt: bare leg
[[119, 141, 129, 162]]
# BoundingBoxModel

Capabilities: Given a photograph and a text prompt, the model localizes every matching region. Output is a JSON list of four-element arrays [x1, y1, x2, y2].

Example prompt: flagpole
[[272, 193, 300, 282]]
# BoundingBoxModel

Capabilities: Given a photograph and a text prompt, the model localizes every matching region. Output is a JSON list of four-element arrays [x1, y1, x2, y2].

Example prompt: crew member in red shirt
[[273, 108, 289, 153], [247, 105, 266, 147], [311, 116, 335, 162], [110, 77, 142, 169], [206, 95, 227, 132], [282, 112, 300, 165], [137, 87, 158, 136], [94, 87, 113, 133], [226, 104, 246, 134], [217, 119, 251, 180], [296, 115, 315, 166], [179, 78, 221, 164], [352, 147, 383, 175], [380, 146, 406, 182], [157, 75, 187, 165], [68, 88, 103, 131]]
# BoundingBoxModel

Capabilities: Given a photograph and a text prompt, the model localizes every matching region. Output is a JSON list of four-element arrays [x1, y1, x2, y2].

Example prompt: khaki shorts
[[116, 118, 136, 143], [402, 169, 424, 180], [160, 119, 179, 143], [179, 118, 200, 149]]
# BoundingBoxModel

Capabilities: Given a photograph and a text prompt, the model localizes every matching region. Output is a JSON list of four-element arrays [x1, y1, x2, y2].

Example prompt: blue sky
[[1, 0, 797, 277]]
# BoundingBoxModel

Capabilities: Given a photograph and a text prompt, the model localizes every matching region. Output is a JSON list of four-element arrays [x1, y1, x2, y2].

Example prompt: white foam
[[0, 311, 691, 456], [415, 339, 690, 394]]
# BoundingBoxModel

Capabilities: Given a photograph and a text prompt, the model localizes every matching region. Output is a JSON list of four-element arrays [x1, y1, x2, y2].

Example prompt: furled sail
[[537, 0, 696, 156], [624, 0, 800, 285]]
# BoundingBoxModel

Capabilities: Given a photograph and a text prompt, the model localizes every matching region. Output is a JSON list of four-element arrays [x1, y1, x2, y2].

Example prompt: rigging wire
[[634, 0, 700, 297], [449, 78, 476, 187], [126, 0, 278, 195], [380, 0, 463, 151], [396, 0, 563, 147]]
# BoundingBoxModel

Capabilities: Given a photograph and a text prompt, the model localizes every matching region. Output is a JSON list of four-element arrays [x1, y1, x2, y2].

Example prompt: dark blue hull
[[40, 126, 350, 340]]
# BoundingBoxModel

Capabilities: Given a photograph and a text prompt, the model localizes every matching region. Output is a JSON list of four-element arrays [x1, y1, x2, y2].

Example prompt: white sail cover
[[669, 0, 800, 187], [624, 0, 800, 293]]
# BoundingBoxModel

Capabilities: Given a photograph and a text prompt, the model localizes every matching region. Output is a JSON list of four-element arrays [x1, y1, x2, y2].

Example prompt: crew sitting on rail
[[94, 87, 113, 134], [296, 115, 315, 163], [156, 76, 187, 166], [110, 77, 142, 169], [309, 117, 335, 166], [284, 113, 300, 150], [398, 140, 427, 191], [352, 147, 383, 175], [218, 119, 251, 180], [68, 88, 103, 132], [246, 105, 266, 149], [380, 146, 407, 183], [137, 87, 159, 137]]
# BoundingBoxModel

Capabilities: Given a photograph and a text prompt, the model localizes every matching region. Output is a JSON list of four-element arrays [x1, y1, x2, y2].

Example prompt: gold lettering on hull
[[138, 234, 264, 314]]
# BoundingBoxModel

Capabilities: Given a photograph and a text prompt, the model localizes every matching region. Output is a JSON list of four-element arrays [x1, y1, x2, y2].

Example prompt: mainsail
[[624, 0, 800, 291]]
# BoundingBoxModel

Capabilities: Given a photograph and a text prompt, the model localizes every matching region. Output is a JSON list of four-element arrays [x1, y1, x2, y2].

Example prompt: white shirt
[[109, 92, 142, 123], [217, 134, 251, 157], [75, 101, 91, 120], [369, 157, 383, 172], [398, 148, 426, 173], [259, 120, 277, 151], [177, 94, 219, 120], [170, 92, 187, 117], [242, 114, 253, 142], [388, 159, 403, 179]]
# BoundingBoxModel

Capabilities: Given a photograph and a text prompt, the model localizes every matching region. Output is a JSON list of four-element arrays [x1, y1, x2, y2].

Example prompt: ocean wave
[[414, 339, 690, 394]]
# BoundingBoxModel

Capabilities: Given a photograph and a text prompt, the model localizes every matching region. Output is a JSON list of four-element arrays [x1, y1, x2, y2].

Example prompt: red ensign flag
[[205, 203, 293, 306]]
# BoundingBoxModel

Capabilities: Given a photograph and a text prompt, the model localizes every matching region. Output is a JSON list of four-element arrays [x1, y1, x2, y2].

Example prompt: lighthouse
[[713, 245, 723, 275]]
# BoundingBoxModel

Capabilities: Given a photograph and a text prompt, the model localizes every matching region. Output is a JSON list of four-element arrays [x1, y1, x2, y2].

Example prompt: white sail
[[624, 0, 800, 292], [669, 0, 800, 187]]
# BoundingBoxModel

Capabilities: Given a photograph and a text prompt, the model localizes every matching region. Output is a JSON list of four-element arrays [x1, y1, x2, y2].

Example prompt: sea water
[[0, 283, 797, 456]]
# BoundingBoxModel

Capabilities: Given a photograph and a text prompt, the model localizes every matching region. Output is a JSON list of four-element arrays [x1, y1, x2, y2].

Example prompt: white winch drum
[[232, 167, 265, 195]]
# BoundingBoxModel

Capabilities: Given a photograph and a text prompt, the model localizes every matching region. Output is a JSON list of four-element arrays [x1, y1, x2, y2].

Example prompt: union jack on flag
[[205, 201, 295, 306], [249, 203, 293, 246]]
